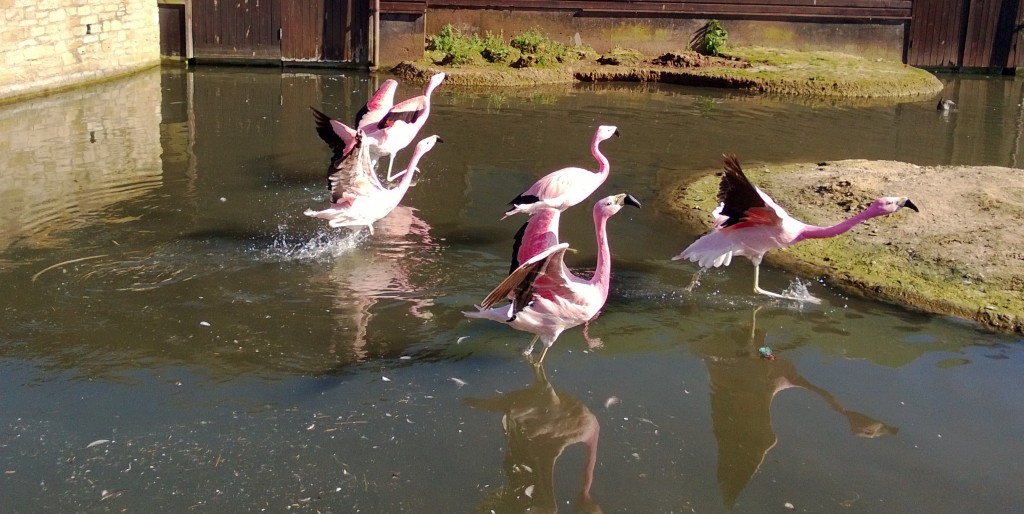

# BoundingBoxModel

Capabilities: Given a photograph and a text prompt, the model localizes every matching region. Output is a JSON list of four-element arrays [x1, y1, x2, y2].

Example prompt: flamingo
[[364, 72, 446, 182], [673, 154, 919, 302], [311, 106, 358, 166], [936, 97, 955, 111], [304, 134, 443, 234], [464, 193, 641, 364], [355, 79, 398, 131], [309, 79, 400, 165], [503, 125, 620, 219]]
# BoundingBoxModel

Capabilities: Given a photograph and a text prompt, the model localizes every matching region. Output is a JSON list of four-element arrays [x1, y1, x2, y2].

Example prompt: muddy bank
[[664, 160, 1024, 334], [392, 46, 943, 98]]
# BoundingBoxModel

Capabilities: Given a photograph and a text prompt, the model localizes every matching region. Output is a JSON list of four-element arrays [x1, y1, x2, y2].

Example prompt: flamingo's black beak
[[613, 129, 621, 138], [624, 194, 642, 209], [902, 198, 919, 212]]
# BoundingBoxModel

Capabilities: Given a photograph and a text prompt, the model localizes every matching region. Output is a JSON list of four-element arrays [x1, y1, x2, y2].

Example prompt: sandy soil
[[665, 160, 1024, 334]]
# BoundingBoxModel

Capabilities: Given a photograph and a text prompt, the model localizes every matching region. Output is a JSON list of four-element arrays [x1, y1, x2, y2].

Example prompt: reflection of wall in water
[[0, 67, 163, 250]]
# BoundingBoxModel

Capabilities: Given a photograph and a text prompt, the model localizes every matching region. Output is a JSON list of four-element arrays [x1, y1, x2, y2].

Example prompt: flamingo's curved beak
[[623, 194, 642, 208], [901, 198, 919, 212]]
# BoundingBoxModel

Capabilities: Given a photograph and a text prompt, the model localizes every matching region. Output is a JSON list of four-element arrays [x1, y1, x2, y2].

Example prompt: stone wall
[[0, 0, 160, 104]]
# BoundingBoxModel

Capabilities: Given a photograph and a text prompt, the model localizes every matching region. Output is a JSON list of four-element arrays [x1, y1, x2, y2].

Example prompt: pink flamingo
[[356, 79, 398, 131], [503, 125, 620, 219], [310, 79, 400, 165], [304, 134, 443, 234], [673, 155, 918, 302], [364, 72, 446, 182], [465, 193, 641, 363]]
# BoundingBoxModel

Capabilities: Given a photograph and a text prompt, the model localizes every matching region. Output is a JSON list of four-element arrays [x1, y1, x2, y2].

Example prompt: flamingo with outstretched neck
[[304, 134, 443, 234], [673, 154, 918, 302], [465, 193, 641, 364], [365, 72, 446, 181], [503, 125, 620, 219]]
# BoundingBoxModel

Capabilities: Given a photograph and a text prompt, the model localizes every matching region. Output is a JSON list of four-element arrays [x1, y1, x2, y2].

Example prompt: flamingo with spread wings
[[304, 134, 443, 234], [674, 154, 919, 302], [364, 72, 446, 181], [465, 193, 641, 364], [503, 125, 620, 219], [310, 79, 400, 164]]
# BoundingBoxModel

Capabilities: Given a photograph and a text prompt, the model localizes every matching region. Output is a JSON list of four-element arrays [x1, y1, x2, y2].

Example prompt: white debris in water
[[86, 439, 110, 448], [457, 336, 469, 344], [604, 396, 619, 408], [524, 485, 535, 498], [450, 377, 467, 387], [199, 321, 211, 327], [381, 376, 392, 382], [784, 502, 795, 510]]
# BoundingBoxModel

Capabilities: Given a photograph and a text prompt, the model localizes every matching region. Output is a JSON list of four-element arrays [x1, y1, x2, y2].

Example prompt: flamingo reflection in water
[[319, 205, 438, 362], [702, 307, 898, 507], [465, 362, 601, 513]]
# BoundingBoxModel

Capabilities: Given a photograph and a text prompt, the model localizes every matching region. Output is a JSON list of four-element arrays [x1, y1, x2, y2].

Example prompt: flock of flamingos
[[304, 72, 919, 364]]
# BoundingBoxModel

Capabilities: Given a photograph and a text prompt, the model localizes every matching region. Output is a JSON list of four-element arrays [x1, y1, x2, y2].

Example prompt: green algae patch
[[392, 46, 943, 98], [664, 160, 1024, 334]]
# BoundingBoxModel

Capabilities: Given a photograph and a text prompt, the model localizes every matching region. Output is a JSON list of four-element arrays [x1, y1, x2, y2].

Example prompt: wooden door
[[281, 0, 325, 61], [908, 0, 1023, 69], [191, 0, 280, 59]]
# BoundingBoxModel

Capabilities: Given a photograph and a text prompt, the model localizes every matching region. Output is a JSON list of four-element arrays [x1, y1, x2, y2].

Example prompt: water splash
[[781, 278, 818, 303], [264, 225, 364, 262]]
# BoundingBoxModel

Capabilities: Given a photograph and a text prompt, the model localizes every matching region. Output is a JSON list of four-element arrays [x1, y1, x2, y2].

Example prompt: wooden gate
[[908, 0, 1024, 69], [190, 0, 368, 64]]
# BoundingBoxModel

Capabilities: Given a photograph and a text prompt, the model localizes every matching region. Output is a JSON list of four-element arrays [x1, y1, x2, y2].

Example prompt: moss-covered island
[[389, 26, 943, 98], [664, 160, 1023, 334]]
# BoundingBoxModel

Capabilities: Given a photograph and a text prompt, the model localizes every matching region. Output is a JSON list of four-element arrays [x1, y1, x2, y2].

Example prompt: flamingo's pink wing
[[377, 97, 426, 129]]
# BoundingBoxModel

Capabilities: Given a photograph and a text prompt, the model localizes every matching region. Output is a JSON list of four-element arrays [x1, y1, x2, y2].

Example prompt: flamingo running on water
[[503, 125, 620, 219], [673, 155, 919, 303], [465, 193, 641, 364], [364, 72, 446, 182], [304, 133, 443, 234]]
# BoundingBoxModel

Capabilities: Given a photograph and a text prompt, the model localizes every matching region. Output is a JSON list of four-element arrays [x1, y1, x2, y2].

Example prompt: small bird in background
[[936, 97, 956, 111], [674, 155, 918, 303]]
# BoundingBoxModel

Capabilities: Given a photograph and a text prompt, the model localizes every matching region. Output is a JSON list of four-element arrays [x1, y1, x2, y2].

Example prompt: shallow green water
[[0, 66, 1021, 512]]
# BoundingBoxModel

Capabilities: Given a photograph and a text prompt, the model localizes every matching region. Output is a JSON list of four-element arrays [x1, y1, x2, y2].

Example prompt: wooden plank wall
[[282, 0, 325, 60], [324, 0, 370, 61], [907, 0, 966, 67], [386, 0, 912, 19], [192, 0, 281, 59], [1010, 0, 1024, 67]]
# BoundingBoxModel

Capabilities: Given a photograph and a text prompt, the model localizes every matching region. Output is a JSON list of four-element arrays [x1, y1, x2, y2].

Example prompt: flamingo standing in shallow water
[[304, 134, 443, 234], [503, 125, 620, 219], [673, 154, 918, 302], [364, 72, 446, 182], [465, 193, 641, 364]]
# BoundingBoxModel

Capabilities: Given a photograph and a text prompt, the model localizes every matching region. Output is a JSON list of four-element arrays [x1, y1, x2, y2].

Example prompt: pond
[[0, 66, 1022, 512]]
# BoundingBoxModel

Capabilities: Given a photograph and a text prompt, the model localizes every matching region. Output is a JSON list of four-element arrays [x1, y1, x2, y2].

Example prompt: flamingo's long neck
[[794, 205, 885, 242], [590, 211, 612, 299], [591, 135, 611, 178], [394, 146, 428, 193]]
